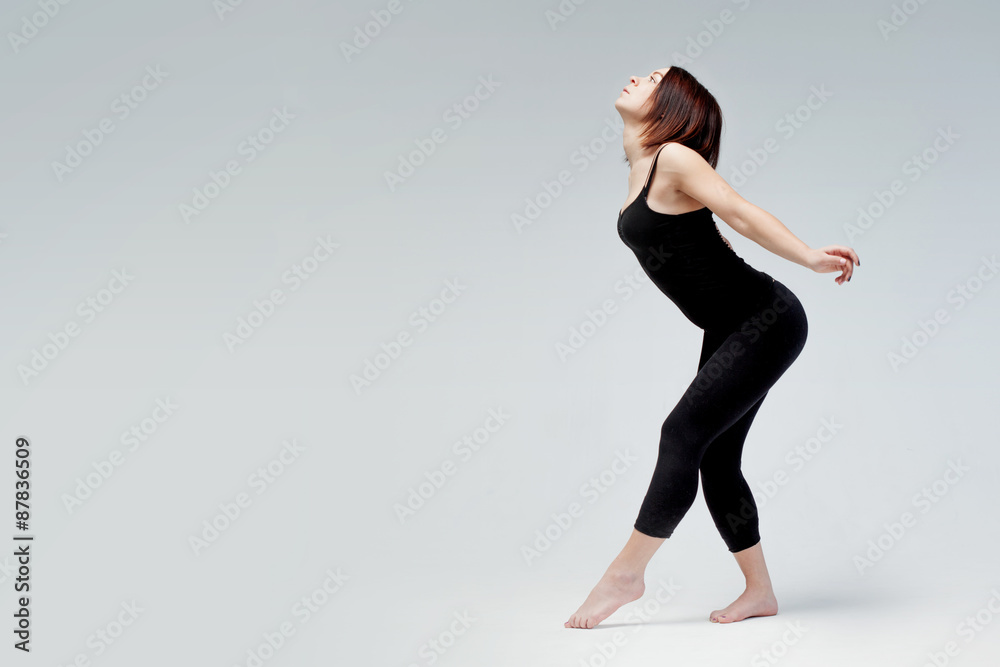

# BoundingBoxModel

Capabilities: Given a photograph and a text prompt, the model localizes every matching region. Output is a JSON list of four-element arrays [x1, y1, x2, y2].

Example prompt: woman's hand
[[807, 245, 860, 285]]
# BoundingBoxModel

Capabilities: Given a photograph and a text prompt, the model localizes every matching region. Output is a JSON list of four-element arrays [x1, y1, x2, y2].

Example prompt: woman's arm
[[654, 142, 860, 282], [726, 199, 814, 267]]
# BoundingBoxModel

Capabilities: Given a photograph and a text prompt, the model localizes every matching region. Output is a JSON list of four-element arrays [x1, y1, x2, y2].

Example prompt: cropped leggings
[[633, 279, 808, 553]]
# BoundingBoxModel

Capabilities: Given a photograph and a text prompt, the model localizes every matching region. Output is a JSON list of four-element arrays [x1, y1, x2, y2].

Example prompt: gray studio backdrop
[[2, 0, 998, 665]]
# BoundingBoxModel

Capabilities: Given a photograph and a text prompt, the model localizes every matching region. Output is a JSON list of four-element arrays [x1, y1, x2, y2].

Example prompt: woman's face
[[617, 67, 669, 116]]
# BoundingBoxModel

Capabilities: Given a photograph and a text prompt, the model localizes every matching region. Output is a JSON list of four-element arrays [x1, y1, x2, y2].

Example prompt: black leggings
[[633, 279, 808, 553]]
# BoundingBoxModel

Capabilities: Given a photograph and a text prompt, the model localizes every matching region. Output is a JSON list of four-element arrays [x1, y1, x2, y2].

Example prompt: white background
[[1, 0, 998, 665]]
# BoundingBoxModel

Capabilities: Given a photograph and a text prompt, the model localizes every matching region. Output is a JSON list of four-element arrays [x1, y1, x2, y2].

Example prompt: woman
[[565, 66, 859, 629]]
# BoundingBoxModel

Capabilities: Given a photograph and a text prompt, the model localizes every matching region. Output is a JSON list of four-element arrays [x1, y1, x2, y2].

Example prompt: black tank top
[[618, 143, 775, 331]]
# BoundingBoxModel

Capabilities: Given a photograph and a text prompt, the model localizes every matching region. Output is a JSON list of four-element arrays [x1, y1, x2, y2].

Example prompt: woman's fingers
[[816, 246, 860, 282], [832, 245, 860, 267]]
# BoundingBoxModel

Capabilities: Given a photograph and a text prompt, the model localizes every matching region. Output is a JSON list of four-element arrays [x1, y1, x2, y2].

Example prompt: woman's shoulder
[[656, 141, 701, 162], [654, 141, 711, 178], [651, 142, 708, 178]]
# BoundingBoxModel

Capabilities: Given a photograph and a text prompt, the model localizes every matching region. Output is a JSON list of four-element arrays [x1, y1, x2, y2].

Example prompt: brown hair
[[632, 66, 723, 169]]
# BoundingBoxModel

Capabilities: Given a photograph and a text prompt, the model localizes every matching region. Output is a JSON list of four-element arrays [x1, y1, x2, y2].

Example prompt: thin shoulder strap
[[640, 143, 670, 194]]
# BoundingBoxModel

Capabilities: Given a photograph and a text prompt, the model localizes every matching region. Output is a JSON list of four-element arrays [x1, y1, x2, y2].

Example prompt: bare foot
[[565, 569, 645, 629], [709, 587, 778, 623]]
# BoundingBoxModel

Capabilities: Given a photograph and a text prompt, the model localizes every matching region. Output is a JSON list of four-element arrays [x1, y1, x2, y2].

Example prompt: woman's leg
[[566, 281, 807, 629], [698, 351, 778, 621], [708, 542, 779, 623], [699, 391, 766, 553], [633, 281, 807, 539], [696, 325, 767, 553]]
